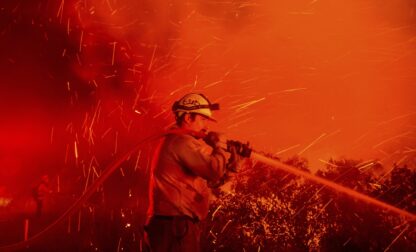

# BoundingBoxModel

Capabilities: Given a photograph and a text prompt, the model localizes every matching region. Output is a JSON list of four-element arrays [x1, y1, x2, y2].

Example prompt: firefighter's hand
[[203, 131, 221, 148], [227, 140, 252, 158], [227, 144, 238, 172], [227, 144, 244, 172]]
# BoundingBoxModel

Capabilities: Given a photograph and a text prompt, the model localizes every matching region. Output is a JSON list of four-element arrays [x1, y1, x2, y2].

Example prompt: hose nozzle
[[227, 140, 252, 158]]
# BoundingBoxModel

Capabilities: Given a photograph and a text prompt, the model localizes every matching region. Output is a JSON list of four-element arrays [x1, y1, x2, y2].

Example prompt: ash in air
[[0, 0, 415, 251]]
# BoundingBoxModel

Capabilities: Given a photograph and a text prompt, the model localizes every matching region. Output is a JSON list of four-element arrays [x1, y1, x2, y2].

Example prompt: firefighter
[[145, 93, 239, 252], [32, 175, 52, 217]]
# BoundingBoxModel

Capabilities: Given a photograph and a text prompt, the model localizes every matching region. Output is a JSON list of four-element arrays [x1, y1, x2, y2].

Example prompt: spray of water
[[251, 151, 416, 220]]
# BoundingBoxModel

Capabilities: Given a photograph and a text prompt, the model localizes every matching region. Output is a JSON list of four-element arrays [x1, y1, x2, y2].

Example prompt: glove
[[203, 131, 221, 148], [226, 144, 239, 172], [226, 140, 252, 158]]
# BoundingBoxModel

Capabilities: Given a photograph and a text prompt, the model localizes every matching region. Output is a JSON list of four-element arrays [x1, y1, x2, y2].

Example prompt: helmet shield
[[172, 93, 219, 121]]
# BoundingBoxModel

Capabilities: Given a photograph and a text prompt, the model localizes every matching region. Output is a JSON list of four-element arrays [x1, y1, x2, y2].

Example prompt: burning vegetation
[[203, 156, 415, 251]]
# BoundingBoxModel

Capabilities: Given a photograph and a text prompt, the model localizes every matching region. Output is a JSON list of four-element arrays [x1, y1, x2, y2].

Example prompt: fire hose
[[223, 140, 415, 220], [1, 130, 414, 251]]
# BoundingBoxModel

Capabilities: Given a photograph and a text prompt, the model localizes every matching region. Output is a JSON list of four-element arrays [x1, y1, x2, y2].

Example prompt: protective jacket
[[147, 130, 227, 220]]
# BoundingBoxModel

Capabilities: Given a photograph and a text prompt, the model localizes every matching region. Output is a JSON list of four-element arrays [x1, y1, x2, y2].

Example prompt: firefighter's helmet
[[172, 93, 219, 121]]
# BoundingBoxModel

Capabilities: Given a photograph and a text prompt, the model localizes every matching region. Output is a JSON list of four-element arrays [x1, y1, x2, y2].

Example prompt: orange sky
[[139, 1, 416, 170], [0, 0, 415, 188]]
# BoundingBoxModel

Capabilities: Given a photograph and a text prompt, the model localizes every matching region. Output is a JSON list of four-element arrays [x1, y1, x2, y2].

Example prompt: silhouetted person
[[32, 175, 51, 217]]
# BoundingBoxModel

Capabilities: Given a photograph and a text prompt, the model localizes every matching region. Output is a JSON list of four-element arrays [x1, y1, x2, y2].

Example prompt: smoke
[[142, 0, 416, 169], [0, 0, 415, 193]]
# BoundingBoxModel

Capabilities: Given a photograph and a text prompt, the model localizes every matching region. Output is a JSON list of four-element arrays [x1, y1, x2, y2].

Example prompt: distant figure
[[32, 175, 52, 217]]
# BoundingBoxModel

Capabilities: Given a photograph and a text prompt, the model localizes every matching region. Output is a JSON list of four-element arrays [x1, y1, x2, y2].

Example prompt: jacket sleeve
[[173, 135, 227, 182]]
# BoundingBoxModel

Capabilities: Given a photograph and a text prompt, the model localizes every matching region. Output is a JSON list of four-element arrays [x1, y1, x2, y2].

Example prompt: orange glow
[[0, 1, 415, 249], [0, 197, 12, 207], [141, 1, 416, 171]]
